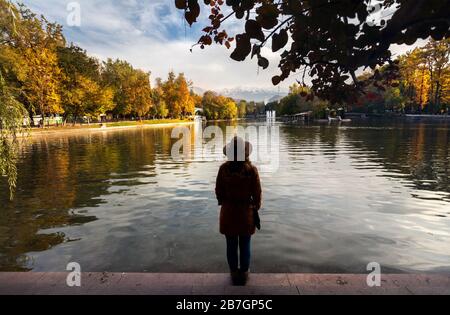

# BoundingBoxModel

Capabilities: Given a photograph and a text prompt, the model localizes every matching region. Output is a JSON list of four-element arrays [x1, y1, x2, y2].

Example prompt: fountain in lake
[[266, 110, 276, 124]]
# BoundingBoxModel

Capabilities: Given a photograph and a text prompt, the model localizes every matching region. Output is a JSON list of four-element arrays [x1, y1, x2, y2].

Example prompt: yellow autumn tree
[[399, 40, 449, 113], [129, 70, 153, 120], [441, 69, 450, 108], [423, 39, 450, 112], [161, 71, 196, 118], [175, 73, 195, 117], [22, 47, 64, 118], [412, 66, 431, 110], [0, 1, 65, 121]]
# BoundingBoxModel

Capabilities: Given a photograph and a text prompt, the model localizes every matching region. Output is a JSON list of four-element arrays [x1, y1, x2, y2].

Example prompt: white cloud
[[19, 0, 428, 92], [19, 0, 297, 92]]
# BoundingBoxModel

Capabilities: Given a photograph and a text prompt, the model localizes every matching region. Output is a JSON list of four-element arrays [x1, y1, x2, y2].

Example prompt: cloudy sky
[[21, 0, 425, 92], [21, 0, 291, 91]]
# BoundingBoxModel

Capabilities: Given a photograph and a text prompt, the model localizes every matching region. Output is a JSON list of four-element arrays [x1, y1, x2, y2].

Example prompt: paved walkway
[[0, 273, 449, 295]]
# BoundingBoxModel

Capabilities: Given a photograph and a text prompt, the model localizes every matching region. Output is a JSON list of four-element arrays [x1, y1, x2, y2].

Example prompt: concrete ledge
[[0, 273, 449, 295]]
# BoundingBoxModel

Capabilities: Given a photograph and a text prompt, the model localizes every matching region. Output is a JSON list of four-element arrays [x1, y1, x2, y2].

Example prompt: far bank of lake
[[25, 119, 194, 137]]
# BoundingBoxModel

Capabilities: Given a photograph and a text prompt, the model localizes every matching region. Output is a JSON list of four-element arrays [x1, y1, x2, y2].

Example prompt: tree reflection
[[343, 121, 450, 197], [281, 121, 449, 198], [0, 126, 196, 271], [0, 122, 448, 271]]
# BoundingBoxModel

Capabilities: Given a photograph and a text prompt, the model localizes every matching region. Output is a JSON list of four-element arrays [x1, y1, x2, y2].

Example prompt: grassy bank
[[27, 119, 193, 136], [103, 119, 190, 127]]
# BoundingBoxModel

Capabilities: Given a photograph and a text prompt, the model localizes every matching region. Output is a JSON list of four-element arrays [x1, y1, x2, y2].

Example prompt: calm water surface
[[0, 120, 449, 273]]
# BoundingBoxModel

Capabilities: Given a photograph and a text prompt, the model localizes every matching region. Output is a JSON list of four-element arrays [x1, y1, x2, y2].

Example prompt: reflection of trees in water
[[1, 123, 447, 270], [0, 127, 185, 271], [281, 122, 449, 198], [343, 122, 450, 196], [282, 125, 342, 162]]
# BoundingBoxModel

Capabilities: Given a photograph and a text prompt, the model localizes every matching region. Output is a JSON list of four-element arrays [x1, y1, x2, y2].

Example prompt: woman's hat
[[223, 136, 253, 161]]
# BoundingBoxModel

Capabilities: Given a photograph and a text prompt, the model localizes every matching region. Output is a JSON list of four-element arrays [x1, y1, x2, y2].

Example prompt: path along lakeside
[[0, 272, 449, 295]]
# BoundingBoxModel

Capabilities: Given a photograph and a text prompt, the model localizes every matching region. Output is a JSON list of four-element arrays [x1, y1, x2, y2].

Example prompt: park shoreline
[[17, 114, 450, 139], [23, 120, 195, 138]]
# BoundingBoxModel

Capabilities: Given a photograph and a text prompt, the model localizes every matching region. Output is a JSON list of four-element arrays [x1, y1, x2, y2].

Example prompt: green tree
[[57, 45, 101, 83], [76, 76, 114, 121], [162, 71, 179, 118], [129, 70, 153, 120], [201, 91, 220, 120], [103, 59, 153, 118], [58, 45, 113, 122], [151, 78, 169, 118], [237, 100, 247, 118], [201, 91, 238, 120], [0, 70, 27, 200], [103, 59, 134, 116], [384, 87, 407, 112], [191, 91, 203, 111], [268, 83, 330, 117]]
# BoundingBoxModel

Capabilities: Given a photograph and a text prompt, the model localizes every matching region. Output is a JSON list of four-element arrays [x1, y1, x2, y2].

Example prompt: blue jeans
[[226, 235, 251, 272]]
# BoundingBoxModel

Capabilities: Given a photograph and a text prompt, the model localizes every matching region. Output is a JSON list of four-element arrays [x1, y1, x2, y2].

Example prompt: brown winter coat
[[215, 161, 262, 236]]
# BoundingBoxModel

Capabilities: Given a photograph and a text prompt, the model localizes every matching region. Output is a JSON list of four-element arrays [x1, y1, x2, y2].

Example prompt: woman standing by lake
[[216, 137, 262, 286]]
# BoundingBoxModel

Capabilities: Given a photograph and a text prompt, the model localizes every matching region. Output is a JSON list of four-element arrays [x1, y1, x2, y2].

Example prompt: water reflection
[[0, 121, 449, 273], [343, 123, 449, 199]]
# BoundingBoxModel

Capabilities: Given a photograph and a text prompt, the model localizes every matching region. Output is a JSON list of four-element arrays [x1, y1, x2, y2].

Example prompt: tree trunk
[[40, 108, 45, 129], [435, 82, 441, 112], [418, 67, 426, 113], [428, 67, 434, 114], [435, 68, 443, 113]]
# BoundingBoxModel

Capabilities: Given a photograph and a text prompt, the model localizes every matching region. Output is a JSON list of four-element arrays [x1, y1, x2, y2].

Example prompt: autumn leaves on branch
[[176, 0, 449, 104], [0, 0, 205, 124]]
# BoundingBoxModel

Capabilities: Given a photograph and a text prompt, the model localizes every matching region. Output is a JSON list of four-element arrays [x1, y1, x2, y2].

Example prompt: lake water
[[0, 120, 449, 273]]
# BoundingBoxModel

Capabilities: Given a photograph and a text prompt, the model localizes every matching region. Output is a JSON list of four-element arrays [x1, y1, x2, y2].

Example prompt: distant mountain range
[[192, 86, 288, 103], [267, 94, 285, 103]]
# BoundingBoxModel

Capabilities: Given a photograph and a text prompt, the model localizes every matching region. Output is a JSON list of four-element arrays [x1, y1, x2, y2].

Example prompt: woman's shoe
[[230, 270, 240, 286], [238, 271, 249, 286]]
